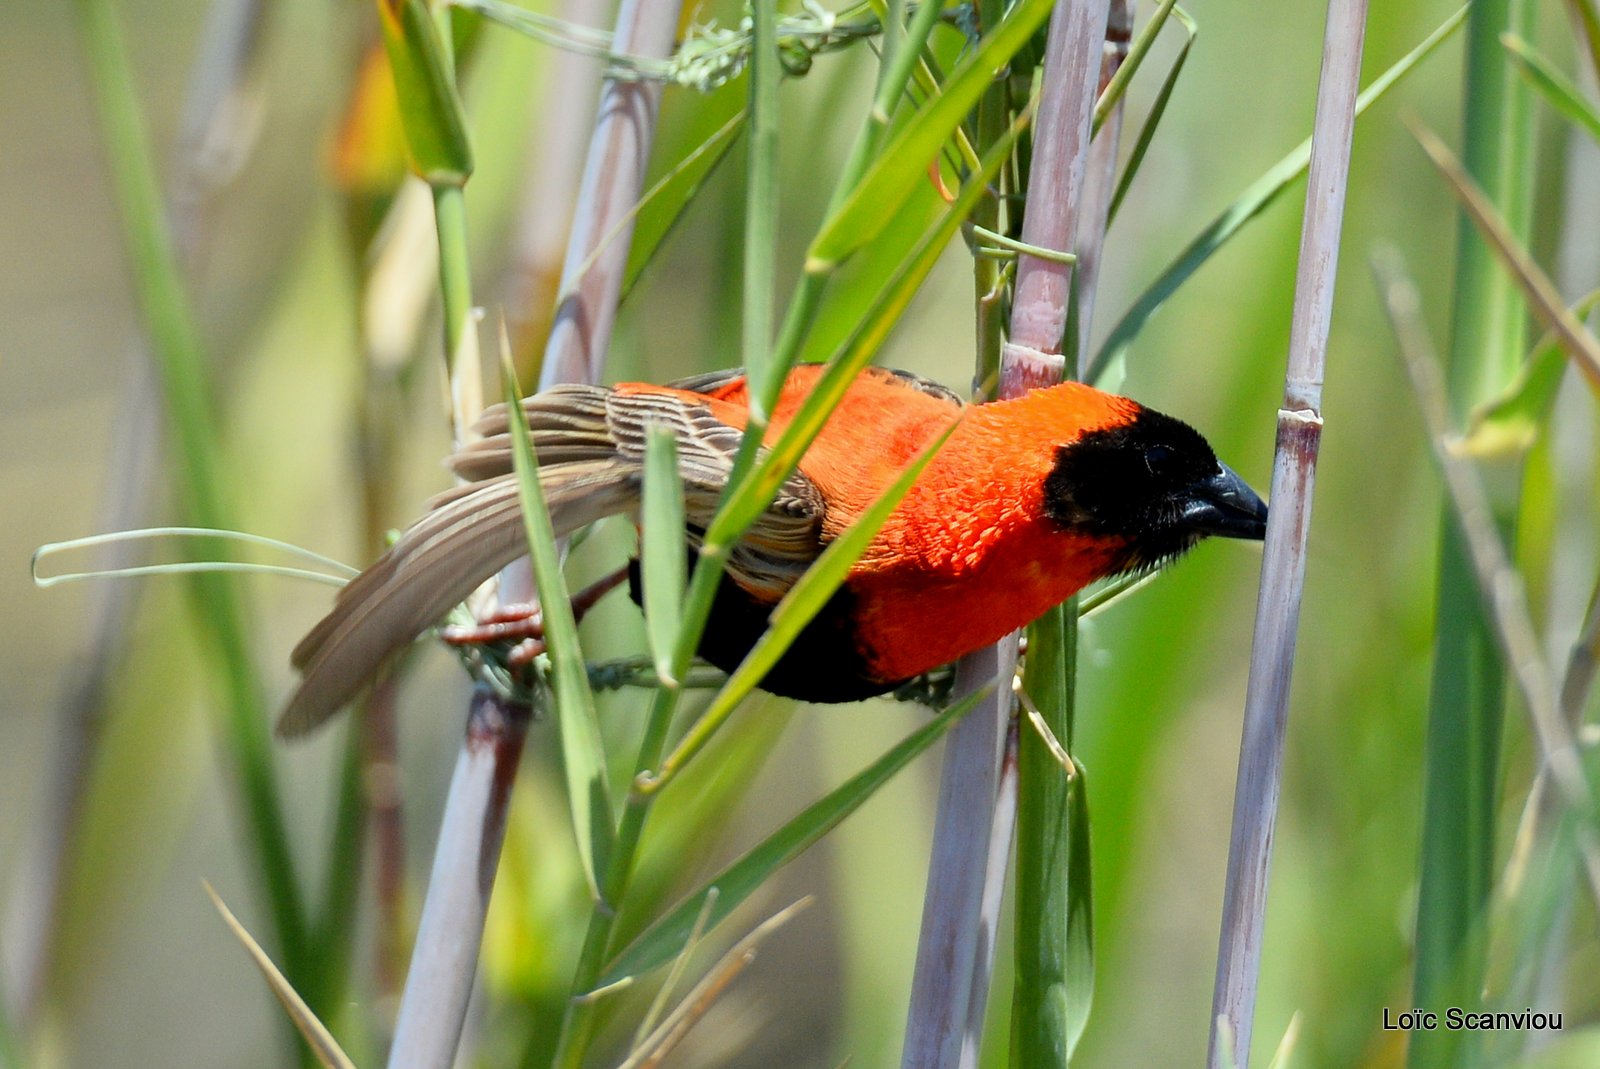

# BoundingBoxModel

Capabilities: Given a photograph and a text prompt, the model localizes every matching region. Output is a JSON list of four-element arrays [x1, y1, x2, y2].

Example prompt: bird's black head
[[1042, 406, 1268, 573]]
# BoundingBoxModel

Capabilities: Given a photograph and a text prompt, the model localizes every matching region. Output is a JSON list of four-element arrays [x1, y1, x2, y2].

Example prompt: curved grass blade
[[1061, 757, 1094, 1060], [502, 356, 614, 897], [1013, 605, 1094, 1065], [741, 0, 782, 413], [806, 0, 1054, 270], [1108, 6, 1197, 225], [641, 425, 687, 685], [1093, 0, 1181, 134], [617, 898, 811, 1069], [73, 0, 310, 993], [1088, 4, 1467, 384], [204, 883, 357, 1069], [704, 107, 1031, 555], [1570, 0, 1600, 73], [1407, 117, 1600, 390], [379, 0, 474, 184], [1501, 33, 1600, 144], [599, 683, 992, 988], [646, 418, 960, 789], [1458, 289, 1600, 457], [622, 110, 746, 299]]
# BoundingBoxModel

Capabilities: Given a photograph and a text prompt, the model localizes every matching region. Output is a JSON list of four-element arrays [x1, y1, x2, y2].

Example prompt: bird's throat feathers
[[841, 383, 1147, 683]]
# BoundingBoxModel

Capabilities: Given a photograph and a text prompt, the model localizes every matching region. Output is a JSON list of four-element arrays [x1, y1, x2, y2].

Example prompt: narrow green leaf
[[1501, 33, 1600, 145], [651, 418, 961, 788], [599, 684, 992, 987], [806, 0, 1055, 269], [1457, 291, 1600, 458], [1108, 6, 1197, 225], [869, 0, 948, 130], [1264, 1012, 1304, 1069], [1061, 758, 1095, 1058], [1012, 604, 1094, 1066], [705, 107, 1031, 553], [205, 883, 357, 1069], [378, 0, 475, 184], [623, 111, 746, 298], [742, 0, 781, 410], [1408, 4, 1537, 1063], [501, 359, 614, 896], [1408, 118, 1600, 392], [1089, 4, 1467, 384], [73, 0, 310, 993], [1092, 0, 1181, 134], [1565, 0, 1600, 78], [641, 425, 687, 684]]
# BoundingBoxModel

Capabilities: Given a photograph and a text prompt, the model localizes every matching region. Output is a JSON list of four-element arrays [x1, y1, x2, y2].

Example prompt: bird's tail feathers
[[278, 451, 637, 737]]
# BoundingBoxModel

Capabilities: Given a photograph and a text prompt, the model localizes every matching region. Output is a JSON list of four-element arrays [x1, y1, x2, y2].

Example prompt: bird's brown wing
[[281, 381, 825, 735]]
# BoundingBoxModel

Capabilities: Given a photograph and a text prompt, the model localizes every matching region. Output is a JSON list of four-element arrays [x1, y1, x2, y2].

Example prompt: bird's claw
[[440, 603, 547, 647]]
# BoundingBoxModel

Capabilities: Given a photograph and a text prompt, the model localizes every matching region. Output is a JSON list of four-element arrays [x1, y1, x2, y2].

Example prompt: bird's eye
[[1143, 444, 1175, 477]]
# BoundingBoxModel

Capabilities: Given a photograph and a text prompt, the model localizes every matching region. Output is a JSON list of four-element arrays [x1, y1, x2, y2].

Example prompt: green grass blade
[[1012, 603, 1094, 1065], [501, 360, 614, 898], [1093, 0, 1180, 133], [599, 684, 992, 988], [1501, 33, 1600, 144], [1408, 3, 1537, 1066], [1108, 6, 1197, 225], [806, 0, 1055, 270], [742, 0, 780, 408], [641, 425, 687, 685], [1062, 756, 1095, 1059], [703, 110, 1029, 556], [72, 0, 311, 998], [649, 418, 960, 789], [1089, 4, 1467, 385], [1407, 119, 1600, 390], [1458, 289, 1600, 458], [622, 110, 746, 299], [1565, 0, 1600, 77], [378, 0, 474, 184]]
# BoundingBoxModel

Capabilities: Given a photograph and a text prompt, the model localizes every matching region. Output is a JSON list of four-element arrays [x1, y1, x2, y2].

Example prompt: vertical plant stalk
[[900, 643, 1018, 1069], [902, 3, 1109, 1067], [380, 1, 490, 1063], [1011, 2, 1126, 1064], [1001, 0, 1112, 388], [1206, 3, 1366, 1067], [1409, 3, 1535, 1065], [382, 0, 675, 1063], [519, 5, 678, 1068], [70, 0, 310, 1003], [1072, 0, 1132, 377], [386, 690, 531, 1069], [537, 0, 678, 392], [500, 0, 609, 371]]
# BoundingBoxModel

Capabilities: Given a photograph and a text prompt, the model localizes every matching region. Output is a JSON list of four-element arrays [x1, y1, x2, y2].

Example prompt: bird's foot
[[440, 565, 630, 665]]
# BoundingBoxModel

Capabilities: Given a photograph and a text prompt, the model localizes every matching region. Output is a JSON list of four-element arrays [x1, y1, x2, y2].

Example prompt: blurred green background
[[3, 0, 1597, 1067]]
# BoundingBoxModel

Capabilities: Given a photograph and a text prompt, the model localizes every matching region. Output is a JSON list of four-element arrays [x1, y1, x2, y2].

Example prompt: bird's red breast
[[617, 365, 1147, 685]]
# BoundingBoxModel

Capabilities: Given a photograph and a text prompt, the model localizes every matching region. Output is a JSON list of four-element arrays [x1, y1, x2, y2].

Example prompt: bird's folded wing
[[281, 382, 826, 735]]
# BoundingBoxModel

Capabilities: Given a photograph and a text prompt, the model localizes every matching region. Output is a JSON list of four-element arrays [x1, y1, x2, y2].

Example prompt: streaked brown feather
[[280, 379, 827, 736]]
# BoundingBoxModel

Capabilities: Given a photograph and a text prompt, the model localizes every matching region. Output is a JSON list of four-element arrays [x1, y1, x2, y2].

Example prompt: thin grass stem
[[1207, 2, 1366, 1066], [1408, 4, 1537, 1065], [71, 0, 310, 1017]]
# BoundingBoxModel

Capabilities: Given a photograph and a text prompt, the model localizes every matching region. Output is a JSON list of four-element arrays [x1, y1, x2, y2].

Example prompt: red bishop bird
[[280, 365, 1267, 735]]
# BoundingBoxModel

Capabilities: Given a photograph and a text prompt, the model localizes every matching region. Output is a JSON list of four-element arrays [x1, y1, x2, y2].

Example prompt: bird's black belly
[[626, 555, 903, 703]]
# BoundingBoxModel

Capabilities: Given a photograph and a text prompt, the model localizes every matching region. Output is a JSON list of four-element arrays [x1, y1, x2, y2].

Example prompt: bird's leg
[[440, 565, 631, 666]]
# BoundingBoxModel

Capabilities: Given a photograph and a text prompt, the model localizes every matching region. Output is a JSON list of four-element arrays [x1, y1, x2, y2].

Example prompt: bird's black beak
[[1180, 462, 1269, 540]]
